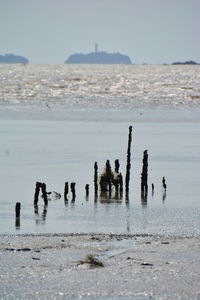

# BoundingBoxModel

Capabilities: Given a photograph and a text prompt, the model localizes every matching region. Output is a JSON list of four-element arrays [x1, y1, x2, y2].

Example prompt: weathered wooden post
[[34, 182, 48, 206], [106, 160, 112, 194], [125, 126, 132, 196], [119, 173, 123, 198], [151, 183, 155, 196], [15, 202, 21, 218], [114, 159, 120, 193], [85, 184, 89, 198], [141, 150, 148, 194], [115, 159, 120, 173], [71, 182, 76, 200], [162, 177, 167, 202], [162, 177, 167, 190], [15, 202, 21, 229], [34, 182, 41, 205], [64, 182, 69, 201], [94, 162, 98, 197], [41, 183, 48, 206]]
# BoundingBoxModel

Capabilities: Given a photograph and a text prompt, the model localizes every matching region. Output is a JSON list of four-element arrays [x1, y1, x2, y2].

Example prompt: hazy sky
[[0, 0, 200, 64]]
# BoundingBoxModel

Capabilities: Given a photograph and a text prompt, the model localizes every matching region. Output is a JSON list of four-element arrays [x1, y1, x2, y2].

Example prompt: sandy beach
[[0, 233, 200, 299]]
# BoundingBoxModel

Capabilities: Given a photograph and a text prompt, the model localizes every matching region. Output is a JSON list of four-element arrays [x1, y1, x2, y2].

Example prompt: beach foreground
[[0, 234, 200, 299]]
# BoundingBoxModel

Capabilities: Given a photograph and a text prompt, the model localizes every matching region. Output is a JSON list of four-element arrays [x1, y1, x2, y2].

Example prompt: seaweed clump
[[78, 254, 104, 268]]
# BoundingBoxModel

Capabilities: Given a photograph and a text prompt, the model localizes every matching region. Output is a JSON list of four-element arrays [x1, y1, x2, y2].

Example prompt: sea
[[0, 64, 200, 236]]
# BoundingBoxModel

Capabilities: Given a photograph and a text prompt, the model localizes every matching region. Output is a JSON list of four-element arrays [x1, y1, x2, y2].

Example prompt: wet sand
[[0, 234, 200, 299]]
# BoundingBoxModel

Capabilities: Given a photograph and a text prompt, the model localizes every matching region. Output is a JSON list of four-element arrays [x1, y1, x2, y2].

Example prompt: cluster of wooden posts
[[15, 125, 167, 228], [94, 126, 132, 201]]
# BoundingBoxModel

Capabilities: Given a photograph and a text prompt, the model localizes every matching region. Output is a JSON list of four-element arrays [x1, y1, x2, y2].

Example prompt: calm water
[[0, 64, 200, 236], [0, 120, 200, 236]]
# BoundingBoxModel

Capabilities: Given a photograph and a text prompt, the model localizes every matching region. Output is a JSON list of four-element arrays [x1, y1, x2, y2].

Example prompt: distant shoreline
[[0, 53, 29, 64]]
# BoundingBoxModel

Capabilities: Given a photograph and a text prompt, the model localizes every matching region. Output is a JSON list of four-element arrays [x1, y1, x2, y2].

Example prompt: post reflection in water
[[34, 204, 48, 225], [141, 190, 148, 207], [162, 190, 167, 202], [64, 197, 68, 207], [98, 189, 123, 204], [70, 199, 75, 209], [126, 212, 130, 233], [15, 218, 20, 230]]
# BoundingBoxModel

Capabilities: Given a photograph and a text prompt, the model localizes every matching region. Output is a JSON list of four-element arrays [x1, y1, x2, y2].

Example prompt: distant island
[[0, 54, 29, 64], [65, 45, 131, 64], [172, 60, 199, 65]]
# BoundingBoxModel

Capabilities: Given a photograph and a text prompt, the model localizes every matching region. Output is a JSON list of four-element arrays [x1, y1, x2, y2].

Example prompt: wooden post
[[15, 202, 21, 218], [64, 182, 69, 201], [34, 182, 41, 205], [94, 162, 98, 196], [85, 184, 89, 197], [125, 126, 132, 196], [41, 183, 48, 206], [141, 150, 148, 206], [106, 160, 112, 194], [119, 173, 123, 196], [141, 150, 148, 193], [162, 177, 167, 202], [70, 182, 76, 200], [34, 182, 48, 206], [151, 183, 155, 196], [15, 202, 21, 229], [114, 159, 120, 173], [162, 177, 167, 190], [114, 159, 120, 193]]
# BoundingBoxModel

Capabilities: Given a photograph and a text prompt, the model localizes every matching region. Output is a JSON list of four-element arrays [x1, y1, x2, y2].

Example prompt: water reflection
[[141, 190, 148, 207], [64, 197, 69, 207], [126, 213, 130, 233], [99, 189, 123, 204], [70, 199, 76, 208], [15, 218, 20, 230], [162, 190, 167, 202], [34, 204, 48, 225]]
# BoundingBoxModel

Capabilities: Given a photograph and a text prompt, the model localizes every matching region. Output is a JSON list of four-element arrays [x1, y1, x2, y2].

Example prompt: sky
[[0, 0, 200, 64]]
